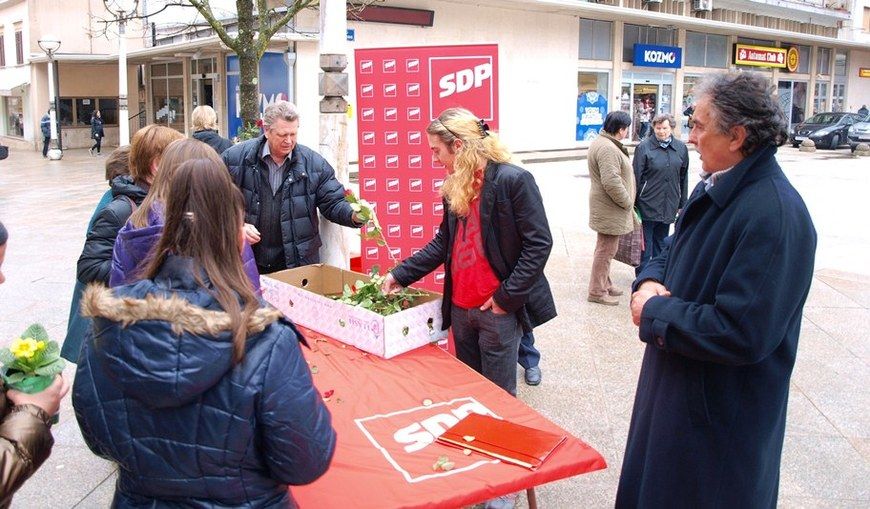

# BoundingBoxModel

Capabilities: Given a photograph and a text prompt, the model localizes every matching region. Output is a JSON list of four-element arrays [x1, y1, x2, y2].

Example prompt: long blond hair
[[130, 139, 224, 228], [427, 108, 512, 217]]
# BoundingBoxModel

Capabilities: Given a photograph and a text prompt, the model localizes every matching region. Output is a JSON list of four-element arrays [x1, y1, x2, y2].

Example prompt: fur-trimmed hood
[[81, 281, 282, 408]]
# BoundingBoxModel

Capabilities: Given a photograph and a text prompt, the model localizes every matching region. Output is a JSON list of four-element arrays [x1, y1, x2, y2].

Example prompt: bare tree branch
[[187, 0, 239, 51]]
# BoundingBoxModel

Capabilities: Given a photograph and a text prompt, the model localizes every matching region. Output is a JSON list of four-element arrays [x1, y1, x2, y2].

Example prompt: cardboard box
[[261, 264, 447, 359]]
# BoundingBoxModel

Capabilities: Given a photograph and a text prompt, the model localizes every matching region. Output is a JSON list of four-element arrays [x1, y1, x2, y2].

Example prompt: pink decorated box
[[261, 264, 447, 359]]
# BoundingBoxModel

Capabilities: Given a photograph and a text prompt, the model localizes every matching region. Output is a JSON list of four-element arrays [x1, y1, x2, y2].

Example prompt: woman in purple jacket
[[110, 139, 261, 291]]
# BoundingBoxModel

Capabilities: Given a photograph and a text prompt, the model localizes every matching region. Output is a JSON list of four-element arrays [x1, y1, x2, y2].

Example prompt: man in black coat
[[631, 113, 689, 275], [619, 72, 817, 508], [222, 101, 361, 274]]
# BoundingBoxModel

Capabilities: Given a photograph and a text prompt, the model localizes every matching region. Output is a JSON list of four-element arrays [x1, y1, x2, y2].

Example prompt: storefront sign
[[786, 47, 799, 73], [859, 68, 870, 78], [225, 52, 290, 138], [355, 44, 499, 291], [733, 44, 787, 68], [633, 44, 682, 68]]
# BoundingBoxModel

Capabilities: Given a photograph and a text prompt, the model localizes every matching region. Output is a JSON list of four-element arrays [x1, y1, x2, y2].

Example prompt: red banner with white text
[[354, 44, 499, 291]]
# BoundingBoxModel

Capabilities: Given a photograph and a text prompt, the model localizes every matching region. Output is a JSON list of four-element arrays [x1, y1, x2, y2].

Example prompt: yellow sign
[[786, 47, 799, 73], [860, 68, 870, 78], [733, 44, 787, 68]]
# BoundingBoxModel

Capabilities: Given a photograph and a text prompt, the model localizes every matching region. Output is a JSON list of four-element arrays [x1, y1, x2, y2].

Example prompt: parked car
[[847, 118, 870, 153], [790, 112, 865, 150]]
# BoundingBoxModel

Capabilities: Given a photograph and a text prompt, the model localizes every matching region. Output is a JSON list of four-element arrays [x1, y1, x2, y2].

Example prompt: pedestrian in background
[[89, 110, 104, 156], [62, 146, 132, 362], [40, 110, 51, 158], [73, 158, 336, 507], [0, 221, 71, 507], [191, 105, 232, 155], [587, 111, 635, 306], [110, 138, 260, 291], [632, 113, 689, 275], [76, 125, 183, 286], [618, 71, 817, 507]]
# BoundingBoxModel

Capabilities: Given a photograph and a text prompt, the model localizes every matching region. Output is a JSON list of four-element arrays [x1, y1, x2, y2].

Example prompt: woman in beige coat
[[587, 111, 636, 305]]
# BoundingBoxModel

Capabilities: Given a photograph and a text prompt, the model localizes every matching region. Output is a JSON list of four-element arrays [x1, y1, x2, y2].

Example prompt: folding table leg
[[526, 487, 537, 509]]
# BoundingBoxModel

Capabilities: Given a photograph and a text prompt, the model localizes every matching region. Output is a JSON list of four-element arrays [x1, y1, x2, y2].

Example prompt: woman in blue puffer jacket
[[72, 157, 336, 508], [109, 138, 261, 292]]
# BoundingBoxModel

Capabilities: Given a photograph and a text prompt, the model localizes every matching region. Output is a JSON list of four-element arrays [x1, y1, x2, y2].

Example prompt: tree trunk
[[236, 0, 260, 129]]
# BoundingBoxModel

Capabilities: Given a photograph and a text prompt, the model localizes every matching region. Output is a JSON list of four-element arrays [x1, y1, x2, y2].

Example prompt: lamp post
[[104, 0, 139, 146], [37, 36, 62, 160]]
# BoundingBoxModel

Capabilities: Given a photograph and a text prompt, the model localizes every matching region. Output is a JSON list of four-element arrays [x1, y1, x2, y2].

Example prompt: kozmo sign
[[633, 44, 683, 68]]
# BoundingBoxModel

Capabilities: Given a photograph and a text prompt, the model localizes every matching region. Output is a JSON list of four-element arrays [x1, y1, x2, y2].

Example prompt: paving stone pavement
[[0, 145, 867, 508]]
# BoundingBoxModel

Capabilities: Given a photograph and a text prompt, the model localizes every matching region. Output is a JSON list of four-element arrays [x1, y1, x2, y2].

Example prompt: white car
[[847, 120, 870, 153]]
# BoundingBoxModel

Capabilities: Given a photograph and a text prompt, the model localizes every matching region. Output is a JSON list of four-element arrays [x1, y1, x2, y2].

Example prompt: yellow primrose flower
[[10, 338, 39, 359], [36, 341, 46, 351]]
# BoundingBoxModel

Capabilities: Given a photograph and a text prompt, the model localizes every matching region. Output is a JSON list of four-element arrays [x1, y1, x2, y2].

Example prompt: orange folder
[[436, 413, 567, 470]]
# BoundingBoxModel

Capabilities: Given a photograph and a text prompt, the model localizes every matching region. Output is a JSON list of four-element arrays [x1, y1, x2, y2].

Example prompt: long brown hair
[[129, 125, 185, 184], [130, 139, 223, 228], [141, 159, 258, 363]]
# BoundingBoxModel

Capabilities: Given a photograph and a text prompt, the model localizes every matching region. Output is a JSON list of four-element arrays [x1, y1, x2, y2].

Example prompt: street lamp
[[104, 0, 139, 146], [37, 36, 62, 160]]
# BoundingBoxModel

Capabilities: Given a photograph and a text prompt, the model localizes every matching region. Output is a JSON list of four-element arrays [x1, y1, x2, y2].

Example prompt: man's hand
[[243, 223, 261, 245], [7, 374, 70, 417], [630, 280, 671, 326], [480, 297, 507, 315], [381, 272, 403, 295]]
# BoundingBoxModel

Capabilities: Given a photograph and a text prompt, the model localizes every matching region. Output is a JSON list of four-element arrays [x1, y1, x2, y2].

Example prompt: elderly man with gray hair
[[222, 100, 362, 274], [617, 72, 817, 507], [631, 112, 689, 275]]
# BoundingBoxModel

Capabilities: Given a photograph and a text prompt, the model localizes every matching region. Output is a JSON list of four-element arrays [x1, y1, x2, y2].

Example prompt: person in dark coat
[[619, 71, 817, 508], [110, 139, 260, 292], [191, 105, 232, 155], [62, 146, 132, 362], [632, 113, 689, 275], [73, 158, 336, 508], [383, 108, 556, 399], [40, 111, 51, 158], [76, 125, 183, 287], [222, 100, 362, 274], [89, 110, 104, 156]]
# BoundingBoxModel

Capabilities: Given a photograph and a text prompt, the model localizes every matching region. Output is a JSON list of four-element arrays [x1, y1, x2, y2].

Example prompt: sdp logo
[[429, 56, 494, 121], [355, 397, 499, 483]]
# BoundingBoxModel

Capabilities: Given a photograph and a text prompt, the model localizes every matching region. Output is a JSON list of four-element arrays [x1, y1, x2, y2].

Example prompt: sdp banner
[[354, 44, 499, 291]]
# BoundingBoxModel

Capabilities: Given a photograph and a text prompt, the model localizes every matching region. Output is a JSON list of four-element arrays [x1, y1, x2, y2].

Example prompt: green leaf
[[21, 324, 49, 342], [359, 298, 373, 309], [34, 359, 65, 377], [3, 372, 25, 383], [0, 349, 14, 365]]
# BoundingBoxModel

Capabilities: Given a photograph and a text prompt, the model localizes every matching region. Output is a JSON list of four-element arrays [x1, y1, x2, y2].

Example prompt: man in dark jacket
[[632, 113, 689, 275], [383, 108, 556, 400], [222, 101, 361, 274], [619, 72, 817, 508], [40, 111, 51, 158]]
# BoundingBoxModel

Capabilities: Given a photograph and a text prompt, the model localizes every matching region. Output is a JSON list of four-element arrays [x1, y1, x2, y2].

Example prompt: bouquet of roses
[[0, 324, 66, 394], [344, 189, 387, 247]]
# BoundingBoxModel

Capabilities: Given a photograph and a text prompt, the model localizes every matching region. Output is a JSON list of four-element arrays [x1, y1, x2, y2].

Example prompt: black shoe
[[524, 366, 541, 386]]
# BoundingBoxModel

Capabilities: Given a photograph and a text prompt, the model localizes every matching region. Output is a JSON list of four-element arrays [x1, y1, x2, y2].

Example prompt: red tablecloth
[[291, 328, 606, 508]]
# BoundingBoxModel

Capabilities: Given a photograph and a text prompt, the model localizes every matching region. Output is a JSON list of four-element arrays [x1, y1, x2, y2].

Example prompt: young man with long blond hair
[[384, 108, 555, 404]]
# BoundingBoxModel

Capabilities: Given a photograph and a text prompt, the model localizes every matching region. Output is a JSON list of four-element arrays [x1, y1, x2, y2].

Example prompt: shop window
[[58, 98, 73, 126], [623, 24, 675, 63], [832, 51, 847, 112], [681, 75, 701, 140], [576, 71, 609, 141], [0, 34, 5, 68], [76, 99, 97, 126], [782, 43, 810, 74], [57, 98, 119, 126], [4, 96, 24, 137], [100, 98, 119, 125], [579, 19, 612, 61], [813, 82, 829, 115], [834, 51, 847, 76], [685, 32, 727, 68], [817, 48, 832, 75]]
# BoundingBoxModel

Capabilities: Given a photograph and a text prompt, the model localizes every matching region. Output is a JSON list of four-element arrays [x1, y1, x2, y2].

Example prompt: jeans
[[589, 232, 620, 298], [635, 221, 670, 276], [451, 305, 522, 396], [91, 135, 102, 154], [42, 136, 50, 157], [517, 331, 540, 370]]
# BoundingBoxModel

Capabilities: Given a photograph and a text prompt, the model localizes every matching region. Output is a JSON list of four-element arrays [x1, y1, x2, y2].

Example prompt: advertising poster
[[226, 52, 290, 137], [354, 44, 499, 291]]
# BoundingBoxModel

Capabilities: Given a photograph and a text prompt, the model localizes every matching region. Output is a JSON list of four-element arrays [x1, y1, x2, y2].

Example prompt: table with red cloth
[[290, 328, 607, 508]]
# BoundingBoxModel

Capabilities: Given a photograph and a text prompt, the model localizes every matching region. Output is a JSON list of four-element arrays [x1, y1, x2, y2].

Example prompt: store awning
[[0, 74, 29, 96]]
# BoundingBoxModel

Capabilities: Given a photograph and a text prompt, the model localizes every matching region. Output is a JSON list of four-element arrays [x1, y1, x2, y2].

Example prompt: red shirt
[[451, 198, 501, 309]]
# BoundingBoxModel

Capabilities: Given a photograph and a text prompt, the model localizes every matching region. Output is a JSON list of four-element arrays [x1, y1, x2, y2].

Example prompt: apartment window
[[782, 43, 810, 74], [579, 19, 612, 61], [834, 50, 847, 76], [817, 47, 832, 75], [623, 24, 676, 63], [14, 25, 23, 65], [685, 32, 727, 68], [57, 97, 119, 126], [0, 35, 5, 68]]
